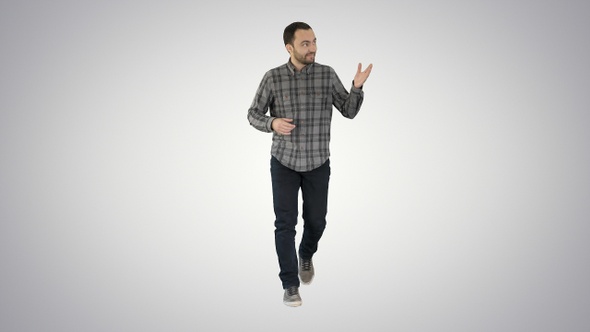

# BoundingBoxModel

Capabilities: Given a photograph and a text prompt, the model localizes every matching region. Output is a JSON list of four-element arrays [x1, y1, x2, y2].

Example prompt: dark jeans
[[270, 156, 330, 289]]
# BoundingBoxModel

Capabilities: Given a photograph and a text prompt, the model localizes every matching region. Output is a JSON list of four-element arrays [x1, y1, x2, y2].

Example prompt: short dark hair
[[283, 22, 312, 46]]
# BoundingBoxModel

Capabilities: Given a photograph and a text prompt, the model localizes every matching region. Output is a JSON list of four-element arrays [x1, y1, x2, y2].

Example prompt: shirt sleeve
[[331, 68, 364, 119], [247, 72, 275, 133]]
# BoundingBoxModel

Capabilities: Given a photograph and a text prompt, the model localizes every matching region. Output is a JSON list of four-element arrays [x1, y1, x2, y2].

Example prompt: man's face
[[287, 29, 317, 67]]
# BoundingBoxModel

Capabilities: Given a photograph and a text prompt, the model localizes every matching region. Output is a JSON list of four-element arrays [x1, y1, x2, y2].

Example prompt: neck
[[290, 57, 306, 72]]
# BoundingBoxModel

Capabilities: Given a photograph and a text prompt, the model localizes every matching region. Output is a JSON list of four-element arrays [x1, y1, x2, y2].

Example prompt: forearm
[[248, 108, 275, 133], [334, 82, 364, 119], [342, 84, 364, 119]]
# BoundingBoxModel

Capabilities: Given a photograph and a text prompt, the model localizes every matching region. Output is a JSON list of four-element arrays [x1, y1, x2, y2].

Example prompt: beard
[[293, 50, 316, 65]]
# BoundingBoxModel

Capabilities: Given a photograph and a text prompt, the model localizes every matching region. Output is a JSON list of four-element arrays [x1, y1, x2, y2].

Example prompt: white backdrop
[[1, 0, 589, 331]]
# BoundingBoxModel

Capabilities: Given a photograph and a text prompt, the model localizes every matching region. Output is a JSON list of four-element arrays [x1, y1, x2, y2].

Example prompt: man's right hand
[[272, 118, 296, 135]]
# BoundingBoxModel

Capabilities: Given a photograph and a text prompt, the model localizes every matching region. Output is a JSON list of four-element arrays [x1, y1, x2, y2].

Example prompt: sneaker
[[283, 286, 302, 307], [299, 257, 314, 285]]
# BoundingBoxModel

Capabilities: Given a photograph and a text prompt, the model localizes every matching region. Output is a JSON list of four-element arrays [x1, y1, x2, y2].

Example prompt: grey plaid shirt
[[247, 60, 364, 172]]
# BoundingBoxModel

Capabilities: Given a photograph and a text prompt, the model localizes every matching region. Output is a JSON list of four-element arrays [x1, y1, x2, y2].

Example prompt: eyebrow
[[300, 38, 317, 45]]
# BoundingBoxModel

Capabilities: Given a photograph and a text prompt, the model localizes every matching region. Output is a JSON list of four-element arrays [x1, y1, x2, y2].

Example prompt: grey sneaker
[[299, 257, 314, 284], [283, 286, 302, 307]]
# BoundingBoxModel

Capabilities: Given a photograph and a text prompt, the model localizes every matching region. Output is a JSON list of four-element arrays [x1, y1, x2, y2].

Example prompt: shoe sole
[[284, 300, 302, 307]]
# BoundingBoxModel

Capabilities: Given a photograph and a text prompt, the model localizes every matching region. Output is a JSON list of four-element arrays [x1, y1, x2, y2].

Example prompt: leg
[[270, 157, 301, 289], [299, 159, 330, 260]]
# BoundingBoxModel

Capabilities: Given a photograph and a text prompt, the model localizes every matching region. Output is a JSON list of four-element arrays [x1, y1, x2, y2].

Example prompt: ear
[[285, 44, 293, 54]]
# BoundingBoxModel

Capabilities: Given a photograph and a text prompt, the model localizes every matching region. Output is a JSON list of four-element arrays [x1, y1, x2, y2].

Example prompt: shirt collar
[[287, 59, 314, 76]]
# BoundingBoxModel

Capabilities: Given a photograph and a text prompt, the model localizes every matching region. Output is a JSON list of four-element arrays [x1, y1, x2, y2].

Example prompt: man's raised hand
[[353, 63, 373, 89]]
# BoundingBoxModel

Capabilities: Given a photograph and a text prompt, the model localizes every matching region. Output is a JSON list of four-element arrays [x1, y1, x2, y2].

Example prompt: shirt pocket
[[309, 92, 327, 108]]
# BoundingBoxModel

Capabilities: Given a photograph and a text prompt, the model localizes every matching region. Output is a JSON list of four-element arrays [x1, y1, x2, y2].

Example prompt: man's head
[[283, 22, 317, 69]]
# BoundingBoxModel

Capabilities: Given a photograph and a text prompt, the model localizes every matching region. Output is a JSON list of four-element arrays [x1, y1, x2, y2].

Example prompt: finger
[[361, 66, 373, 79], [281, 123, 295, 131], [357, 63, 362, 74], [284, 118, 293, 122]]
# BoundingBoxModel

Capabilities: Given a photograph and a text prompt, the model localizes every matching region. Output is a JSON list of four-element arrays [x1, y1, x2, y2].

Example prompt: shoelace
[[301, 259, 312, 271], [287, 287, 299, 296]]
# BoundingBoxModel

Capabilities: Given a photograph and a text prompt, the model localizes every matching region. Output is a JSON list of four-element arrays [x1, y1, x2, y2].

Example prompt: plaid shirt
[[248, 60, 364, 172]]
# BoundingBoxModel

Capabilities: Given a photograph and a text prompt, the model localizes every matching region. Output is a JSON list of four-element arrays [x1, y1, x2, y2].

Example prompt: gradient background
[[1, 0, 589, 331]]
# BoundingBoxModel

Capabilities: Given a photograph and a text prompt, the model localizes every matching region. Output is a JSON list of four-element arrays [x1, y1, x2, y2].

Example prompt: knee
[[274, 215, 298, 231], [304, 218, 327, 231]]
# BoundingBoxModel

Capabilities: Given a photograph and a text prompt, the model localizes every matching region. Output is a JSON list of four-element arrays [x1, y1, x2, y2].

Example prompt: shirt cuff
[[266, 117, 276, 132]]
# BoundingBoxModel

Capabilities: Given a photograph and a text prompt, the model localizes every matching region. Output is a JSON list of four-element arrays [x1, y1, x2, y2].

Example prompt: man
[[247, 22, 372, 307]]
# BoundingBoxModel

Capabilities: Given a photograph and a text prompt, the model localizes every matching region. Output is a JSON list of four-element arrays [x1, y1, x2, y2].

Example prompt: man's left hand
[[353, 63, 373, 89]]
